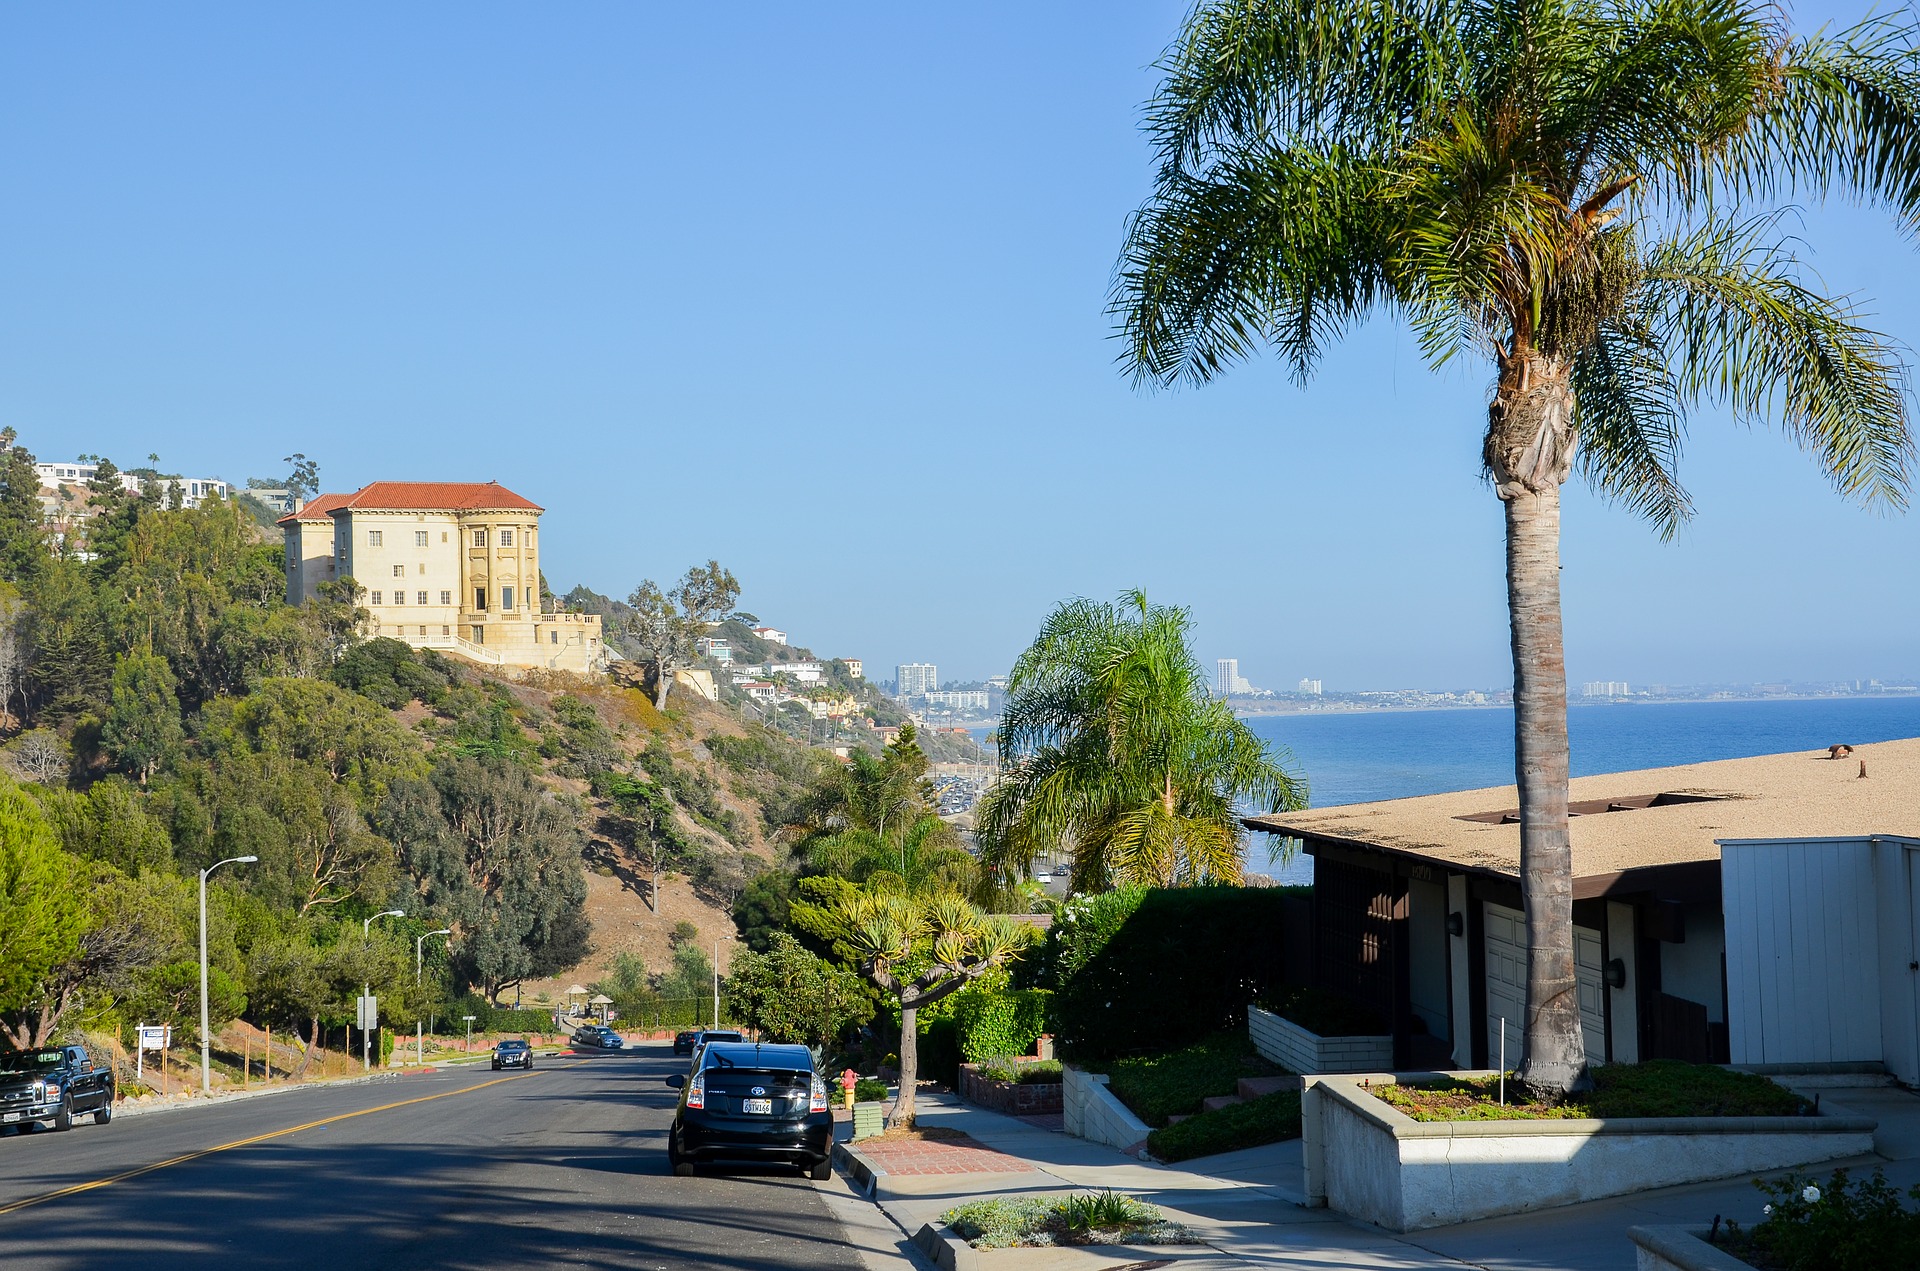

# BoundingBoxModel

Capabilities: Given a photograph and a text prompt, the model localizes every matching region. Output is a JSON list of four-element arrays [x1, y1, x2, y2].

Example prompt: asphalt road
[[0, 1043, 866, 1270]]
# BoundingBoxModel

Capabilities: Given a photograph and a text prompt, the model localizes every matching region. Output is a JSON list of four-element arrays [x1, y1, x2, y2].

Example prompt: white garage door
[[1485, 902, 1607, 1065]]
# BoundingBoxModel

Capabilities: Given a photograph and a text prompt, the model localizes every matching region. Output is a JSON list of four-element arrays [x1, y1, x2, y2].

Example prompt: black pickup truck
[[0, 1043, 115, 1133]]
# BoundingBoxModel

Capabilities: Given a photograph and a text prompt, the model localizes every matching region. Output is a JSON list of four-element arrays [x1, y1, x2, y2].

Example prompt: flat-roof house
[[1243, 739, 1920, 1073]]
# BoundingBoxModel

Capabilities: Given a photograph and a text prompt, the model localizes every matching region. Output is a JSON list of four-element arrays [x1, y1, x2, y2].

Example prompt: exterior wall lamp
[[1446, 911, 1465, 938], [1606, 958, 1628, 989]]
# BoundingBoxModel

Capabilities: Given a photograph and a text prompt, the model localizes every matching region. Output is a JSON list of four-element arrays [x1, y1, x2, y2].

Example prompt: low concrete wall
[[1250, 1004, 1392, 1074], [1303, 1074, 1876, 1232], [1629, 1227, 1757, 1271], [958, 1063, 1062, 1116], [1063, 1064, 1152, 1153]]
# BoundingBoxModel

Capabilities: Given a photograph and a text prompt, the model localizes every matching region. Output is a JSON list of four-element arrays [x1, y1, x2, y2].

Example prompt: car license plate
[[3, 1112, 20, 1122], [743, 1097, 773, 1115]]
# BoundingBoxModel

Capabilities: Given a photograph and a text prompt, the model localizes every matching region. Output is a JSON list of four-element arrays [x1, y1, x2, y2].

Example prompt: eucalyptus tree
[[1113, 0, 1919, 1092], [977, 592, 1304, 893]]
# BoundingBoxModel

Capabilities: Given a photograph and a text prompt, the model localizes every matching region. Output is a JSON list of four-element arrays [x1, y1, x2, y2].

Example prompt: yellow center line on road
[[0, 1058, 591, 1219]]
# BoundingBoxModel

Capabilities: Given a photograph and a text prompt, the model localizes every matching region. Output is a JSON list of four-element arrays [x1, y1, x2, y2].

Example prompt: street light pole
[[200, 855, 258, 1096], [415, 929, 451, 1066], [361, 909, 405, 1072]]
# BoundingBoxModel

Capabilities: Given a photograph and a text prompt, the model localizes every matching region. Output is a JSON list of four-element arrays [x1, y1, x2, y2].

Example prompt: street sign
[[357, 995, 377, 1031]]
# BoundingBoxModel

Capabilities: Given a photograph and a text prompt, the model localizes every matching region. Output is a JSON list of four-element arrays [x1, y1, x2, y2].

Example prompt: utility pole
[[361, 910, 404, 1071], [199, 855, 256, 1096]]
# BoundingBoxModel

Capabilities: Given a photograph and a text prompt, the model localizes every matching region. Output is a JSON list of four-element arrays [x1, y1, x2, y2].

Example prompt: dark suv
[[492, 1039, 534, 1071], [664, 1042, 832, 1179], [672, 1030, 701, 1057]]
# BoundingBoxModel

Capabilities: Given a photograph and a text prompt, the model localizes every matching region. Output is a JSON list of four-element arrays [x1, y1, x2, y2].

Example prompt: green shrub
[[1260, 986, 1387, 1037], [1725, 1168, 1920, 1270], [1147, 1089, 1303, 1162], [941, 1193, 1190, 1249], [1083, 1031, 1280, 1127], [489, 1008, 555, 1033], [976, 1058, 1064, 1085], [917, 1014, 962, 1086], [853, 1077, 889, 1102], [955, 988, 1052, 1064], [1042, 886, 1304, 1058]]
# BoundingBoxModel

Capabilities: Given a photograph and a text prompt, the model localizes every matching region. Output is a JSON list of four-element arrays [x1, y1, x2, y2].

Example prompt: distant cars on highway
[[681, 1029, 742, 1063], [672, 1030, 701, 1056], [663, 1042, 832, 1180], [571, 1025, 625, 1050], [492, 1039, 535, 1071]]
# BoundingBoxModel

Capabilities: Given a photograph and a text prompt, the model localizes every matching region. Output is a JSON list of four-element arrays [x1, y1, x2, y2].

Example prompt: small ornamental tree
[[725, 931, 867, 1049], [835, 891, 1038, 1128]]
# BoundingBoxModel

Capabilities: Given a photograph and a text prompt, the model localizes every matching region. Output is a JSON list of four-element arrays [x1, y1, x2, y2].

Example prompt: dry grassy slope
[[434, 672, 797, 1005]]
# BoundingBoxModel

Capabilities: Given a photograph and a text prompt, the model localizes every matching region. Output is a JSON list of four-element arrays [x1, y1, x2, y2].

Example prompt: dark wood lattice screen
[[1314, 857, 1399, 1018]]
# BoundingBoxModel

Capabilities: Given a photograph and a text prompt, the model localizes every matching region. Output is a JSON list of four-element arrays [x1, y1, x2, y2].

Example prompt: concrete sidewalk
[[847, 1083, 1920, 1271]]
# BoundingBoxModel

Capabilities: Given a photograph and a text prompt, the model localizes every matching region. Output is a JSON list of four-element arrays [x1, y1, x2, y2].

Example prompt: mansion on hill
[[280, 480, 606, 675]]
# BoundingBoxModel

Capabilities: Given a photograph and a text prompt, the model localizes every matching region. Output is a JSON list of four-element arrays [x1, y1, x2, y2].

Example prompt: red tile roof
[[276, 491, 352, 526], [275, 481, 541, 525]]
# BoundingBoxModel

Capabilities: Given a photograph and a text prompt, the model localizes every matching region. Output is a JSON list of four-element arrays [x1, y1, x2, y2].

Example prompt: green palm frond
[[1640, 214, 1913, 508]]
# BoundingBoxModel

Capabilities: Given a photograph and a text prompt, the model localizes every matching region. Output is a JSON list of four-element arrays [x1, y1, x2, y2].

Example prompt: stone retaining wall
[[957, 1063, 1063, 1116], [1303, 1073, 1877, 1232], [1063, 1064, 1152, 1153], [1249, 1004, 1392, 1074]]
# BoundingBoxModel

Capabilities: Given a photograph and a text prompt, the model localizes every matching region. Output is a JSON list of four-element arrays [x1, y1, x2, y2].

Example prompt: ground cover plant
[[940, 1191, 1200, 1249], [1082, 1030, 1281, 1127], [1261, 986, 1387, 1037], [1372, 1061, 1808, 1122], [1147, 1088, 1303, 1163], [853, 1077, 888, 1103], [974, 1057, 1063, 1085], [1722, 1168, 1920, 1270]]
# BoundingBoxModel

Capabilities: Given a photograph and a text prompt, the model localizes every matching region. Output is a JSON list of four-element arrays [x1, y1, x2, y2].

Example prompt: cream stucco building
[[280, 480, 606, 675]]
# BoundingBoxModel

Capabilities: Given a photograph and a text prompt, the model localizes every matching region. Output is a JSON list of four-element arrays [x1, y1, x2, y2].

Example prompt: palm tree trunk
[[891, 1002, 919, 1129], [1488, 350, 1587, 1096]]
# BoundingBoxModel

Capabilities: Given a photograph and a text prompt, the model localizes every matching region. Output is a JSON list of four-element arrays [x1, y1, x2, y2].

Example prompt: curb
[[111, 1068, 421, 1120], [910, 1222, 972, 1271], [833, 1139, 886, 1196]]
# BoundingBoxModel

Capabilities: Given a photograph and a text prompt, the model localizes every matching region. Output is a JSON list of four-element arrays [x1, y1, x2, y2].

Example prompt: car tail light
[[809, 1075, 828, 1113], [686, 1074, 705, 1110]]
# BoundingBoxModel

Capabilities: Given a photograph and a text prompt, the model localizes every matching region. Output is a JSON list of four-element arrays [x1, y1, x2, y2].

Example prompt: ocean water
[[1243, 696, 1920, 883]]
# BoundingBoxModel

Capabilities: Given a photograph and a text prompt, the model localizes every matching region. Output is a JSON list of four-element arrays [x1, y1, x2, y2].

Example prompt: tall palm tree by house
[[977, 591, 1305, 892], [1113, 0, 1918, 1093]]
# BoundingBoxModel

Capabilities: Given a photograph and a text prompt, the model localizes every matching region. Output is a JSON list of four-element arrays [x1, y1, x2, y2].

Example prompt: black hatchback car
[[492, 1039, 534, 1071], [664, 1042, 832, 1179], [672, 1030, 701, 1056]]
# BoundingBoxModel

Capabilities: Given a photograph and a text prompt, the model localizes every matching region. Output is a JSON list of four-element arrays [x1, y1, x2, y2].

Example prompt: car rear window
[[700, 1043, 811, 1073]]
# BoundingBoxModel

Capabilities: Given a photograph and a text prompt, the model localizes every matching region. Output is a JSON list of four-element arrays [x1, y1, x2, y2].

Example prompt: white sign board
[[136, 1024, 170, 1052], [357, 995, 377, 1031]]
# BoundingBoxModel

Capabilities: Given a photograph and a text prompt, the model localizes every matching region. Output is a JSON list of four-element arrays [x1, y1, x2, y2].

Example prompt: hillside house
[[279, 480, 605, 675], [1243, 740, 1920, 1072]]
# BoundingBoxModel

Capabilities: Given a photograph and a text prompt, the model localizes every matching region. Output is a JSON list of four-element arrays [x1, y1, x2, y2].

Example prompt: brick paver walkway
[[851, 1133, 1030, 1176]]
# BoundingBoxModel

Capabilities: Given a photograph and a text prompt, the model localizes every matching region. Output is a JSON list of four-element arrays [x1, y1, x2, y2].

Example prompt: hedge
[[955, 989, 1052, 1063], [1043, 886, 1305, 1059]]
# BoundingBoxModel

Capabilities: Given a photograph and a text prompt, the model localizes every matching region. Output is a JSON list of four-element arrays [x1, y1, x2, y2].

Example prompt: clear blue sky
[[3, 3, 1915, 689]]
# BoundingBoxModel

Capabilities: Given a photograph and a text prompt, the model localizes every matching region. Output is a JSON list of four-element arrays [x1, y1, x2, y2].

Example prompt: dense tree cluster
[[0, 432, 591, 1065]]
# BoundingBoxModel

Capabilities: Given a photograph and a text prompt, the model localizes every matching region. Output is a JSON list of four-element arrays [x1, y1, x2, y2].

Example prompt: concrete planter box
[[1302, 1073, 1877, 1232], [959, 1062, 1063, 1116], [1250, 1004, 1392, 1075], [1063, 1064, 1152, 1154], [1629, 1226, 1758, 1271]]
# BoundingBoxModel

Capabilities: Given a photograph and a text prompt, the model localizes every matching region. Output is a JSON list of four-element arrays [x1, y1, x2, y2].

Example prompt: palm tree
[[977, 591, 1305, 893], [1112, 0, 1917, 1093], [806, 812, 979, 895]]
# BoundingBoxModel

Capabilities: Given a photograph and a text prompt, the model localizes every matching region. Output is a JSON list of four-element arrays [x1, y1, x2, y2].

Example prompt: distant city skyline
[[3, 3, 1914, 690]]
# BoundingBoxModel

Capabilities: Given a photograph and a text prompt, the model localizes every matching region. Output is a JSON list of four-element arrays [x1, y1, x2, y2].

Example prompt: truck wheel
[[52, 1099, 73, 1132], [94, 1102, 113, 1126]]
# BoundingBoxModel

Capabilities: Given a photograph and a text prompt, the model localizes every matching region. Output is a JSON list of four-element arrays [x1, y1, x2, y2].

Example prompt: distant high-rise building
[[1582, 681, 1630, 697], [896, 663, 939, 696], [1215, 658, 1253, 696], [1298, 677, 1323, 695]]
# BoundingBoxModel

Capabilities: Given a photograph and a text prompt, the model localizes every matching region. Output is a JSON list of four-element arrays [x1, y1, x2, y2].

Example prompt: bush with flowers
[[1721, 1168, 1920, 1270]]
